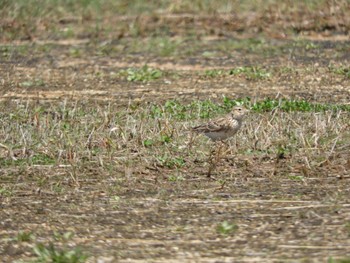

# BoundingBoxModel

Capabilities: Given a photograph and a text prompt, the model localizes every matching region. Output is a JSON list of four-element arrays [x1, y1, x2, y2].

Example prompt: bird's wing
[[192, 117, 231, 133]]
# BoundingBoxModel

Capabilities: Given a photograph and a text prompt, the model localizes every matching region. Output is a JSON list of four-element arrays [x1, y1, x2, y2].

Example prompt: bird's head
[[230, 106, 249, 120]]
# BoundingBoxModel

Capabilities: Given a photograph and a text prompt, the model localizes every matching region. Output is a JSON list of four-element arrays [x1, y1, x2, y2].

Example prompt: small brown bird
[[192, 106, 249, 141]]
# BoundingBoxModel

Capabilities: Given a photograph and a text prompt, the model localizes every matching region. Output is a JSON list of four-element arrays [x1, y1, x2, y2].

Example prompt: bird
[[192, 106, 249, 141]]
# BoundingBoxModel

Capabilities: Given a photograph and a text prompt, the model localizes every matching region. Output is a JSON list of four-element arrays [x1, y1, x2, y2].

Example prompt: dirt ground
[[1, 3, 350, 263]]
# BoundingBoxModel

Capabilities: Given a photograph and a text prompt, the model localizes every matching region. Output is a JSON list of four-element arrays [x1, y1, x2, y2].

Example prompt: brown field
[[1, 1, 350, 262]]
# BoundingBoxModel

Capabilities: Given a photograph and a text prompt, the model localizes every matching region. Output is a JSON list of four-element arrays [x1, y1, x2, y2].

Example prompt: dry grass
[[1, 99, 349, 182]]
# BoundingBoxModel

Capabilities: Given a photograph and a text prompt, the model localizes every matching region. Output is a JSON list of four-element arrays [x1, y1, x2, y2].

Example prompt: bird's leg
[[207, 148, 215, 177], [216, 141, 224, 163], [187, 131, 195, 153], [207, 144, 216, 177], [207, 141, 224, 177]]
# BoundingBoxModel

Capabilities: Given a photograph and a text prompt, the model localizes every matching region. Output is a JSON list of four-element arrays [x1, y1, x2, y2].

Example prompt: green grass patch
[[0, 158, 25, 167], [148, 97, 350, 120], [0, 154, 55, 167], [217, 221, 238, 235], [31, 154, 56, 165]]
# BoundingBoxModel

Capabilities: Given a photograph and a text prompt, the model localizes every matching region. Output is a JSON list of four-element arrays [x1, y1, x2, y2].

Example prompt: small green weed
[[32, 243, 88, 263], [217, 221, 238, 235], [69, 47, 81, 58], [157, 155, 185, 169], [275, 144, 292, 159], [119, 65, 163, 82], [53, 231, 75, 242], [228, 67, 271, 80], [202, 51, 218, 57], [288, 175, 304, 181], [168, 174, 185, 182], [16, 231, 34, 242], [143, 139, 154, 147], [203, 69, 224, 78], [160, 134, 172, 144], [142, 135, 171, 147], [31, 154, 56, 165], [164, 100, 189, 119], [110, 195, 121, 208], [329, 66, 350, 79], [19, 79, 45, 88], [0, 186, 13, 197]]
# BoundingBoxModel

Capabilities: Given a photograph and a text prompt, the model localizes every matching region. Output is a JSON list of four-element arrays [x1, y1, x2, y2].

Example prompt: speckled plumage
[[192, 106, 249, 141]]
